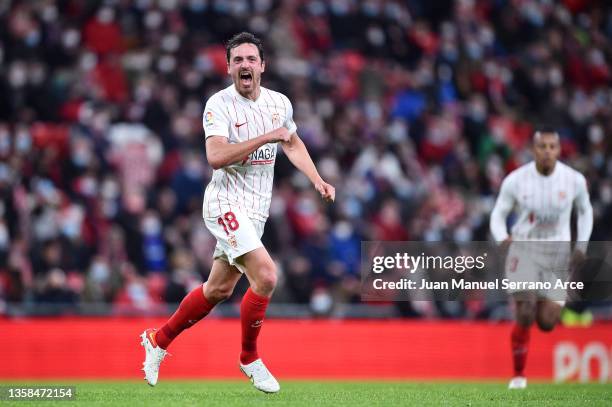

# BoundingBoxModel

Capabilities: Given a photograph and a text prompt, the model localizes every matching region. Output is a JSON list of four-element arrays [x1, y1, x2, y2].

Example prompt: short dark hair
[[534, 125, 558, 135], [533, 126, 559, 142], [226, 32, 264, 63]]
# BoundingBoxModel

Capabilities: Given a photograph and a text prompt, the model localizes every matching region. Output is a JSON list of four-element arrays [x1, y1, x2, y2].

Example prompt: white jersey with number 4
[[202, 85, 297, 221], [490, 161, 593, 242]]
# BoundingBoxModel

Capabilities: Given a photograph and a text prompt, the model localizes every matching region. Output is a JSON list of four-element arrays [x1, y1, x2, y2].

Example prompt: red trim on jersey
[[263, 91, 278, 217], [224, 172, 231, 212], [257, 103, 267, 134], [268, 171, 273, 213], [248, 105, 259, 147], [231, 97, 240, 139], [233, 170, 243, 212], [242, 168, 246, 207], [252, 171, 257, 212], [215, 177, 222, 217], [265, 90, 282, 130], [258, 170, 263, 213], [243, 103, 251, 141], [220, 94, 235, 138], [263, 171, 269, 215], [279, 93, 287, 113], [250, 105, 263, 136], [265, 88, 280, 116]]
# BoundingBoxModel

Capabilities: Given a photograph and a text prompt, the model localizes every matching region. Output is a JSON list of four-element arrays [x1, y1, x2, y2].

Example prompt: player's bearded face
[[228, 43, 265, 97], [533, 133, 560, 171]]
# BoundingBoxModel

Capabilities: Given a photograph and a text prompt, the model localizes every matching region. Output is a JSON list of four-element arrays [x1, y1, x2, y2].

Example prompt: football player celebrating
[[140, 32, 334, 393]]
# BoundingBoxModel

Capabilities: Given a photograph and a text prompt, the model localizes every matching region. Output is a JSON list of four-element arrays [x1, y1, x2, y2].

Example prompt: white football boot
[[508, 376, 527, 389], [239, 359, 280, 393], [140, 329, 168, 386]]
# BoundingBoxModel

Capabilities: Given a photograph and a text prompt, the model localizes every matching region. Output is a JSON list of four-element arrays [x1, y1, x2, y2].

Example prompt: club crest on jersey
[[205, 111, 214, 127], [271, 113, 280, 126], [228, 234, 238, 248], [559, 191, 566, 200]]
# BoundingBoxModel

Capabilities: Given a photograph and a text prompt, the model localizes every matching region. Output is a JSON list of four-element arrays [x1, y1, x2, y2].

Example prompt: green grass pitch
[[1, 380, 611, 406]]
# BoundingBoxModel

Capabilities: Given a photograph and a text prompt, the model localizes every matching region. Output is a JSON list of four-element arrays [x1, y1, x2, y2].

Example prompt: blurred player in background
[[140, 32, 335, 393], [490, 130, 593, 389]]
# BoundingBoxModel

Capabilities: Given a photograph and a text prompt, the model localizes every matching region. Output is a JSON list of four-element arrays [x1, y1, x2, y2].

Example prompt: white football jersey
[[202, 85, 297, 221], [490, 161, 593, 242]]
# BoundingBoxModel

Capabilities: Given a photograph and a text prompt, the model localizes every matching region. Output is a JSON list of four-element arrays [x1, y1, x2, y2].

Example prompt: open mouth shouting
[[239, 70, 253, 87]]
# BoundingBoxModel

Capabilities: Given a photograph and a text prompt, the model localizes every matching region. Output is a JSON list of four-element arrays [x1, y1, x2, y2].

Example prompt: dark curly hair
[[225, 32, 264, 63]]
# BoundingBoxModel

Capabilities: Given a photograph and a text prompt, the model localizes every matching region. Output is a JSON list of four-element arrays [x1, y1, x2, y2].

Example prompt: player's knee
[[536, 317, 557, 332], [536, 302, 561, 332], [536, 310, 559, 332], [205, 284, 234, 303], [253, 263, 277, 295], [256, 273, 277, 295]]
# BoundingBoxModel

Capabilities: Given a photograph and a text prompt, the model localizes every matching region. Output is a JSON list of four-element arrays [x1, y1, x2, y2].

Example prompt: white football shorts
[[204, 207, 265, 273], [505, 241, 572, 305]]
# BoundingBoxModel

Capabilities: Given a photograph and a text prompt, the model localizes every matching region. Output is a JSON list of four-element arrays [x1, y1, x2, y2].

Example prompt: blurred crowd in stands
[[0, 0, 611, 317]]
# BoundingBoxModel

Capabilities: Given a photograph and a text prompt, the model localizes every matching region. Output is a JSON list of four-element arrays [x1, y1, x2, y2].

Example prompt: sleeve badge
[[205, 111, 214, 127]]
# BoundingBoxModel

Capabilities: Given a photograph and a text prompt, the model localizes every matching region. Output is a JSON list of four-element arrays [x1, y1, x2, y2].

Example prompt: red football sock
[[511, 324, 531, 376], [240, 288, 270, 365], [155, 284, 215, 350]]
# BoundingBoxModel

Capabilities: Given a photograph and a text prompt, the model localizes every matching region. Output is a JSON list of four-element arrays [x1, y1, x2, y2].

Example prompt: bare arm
[[574, 175, 593, 253], [490, 177, 515, 242], [206, 128, 290, 170], [281, 133, 335, 202]]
